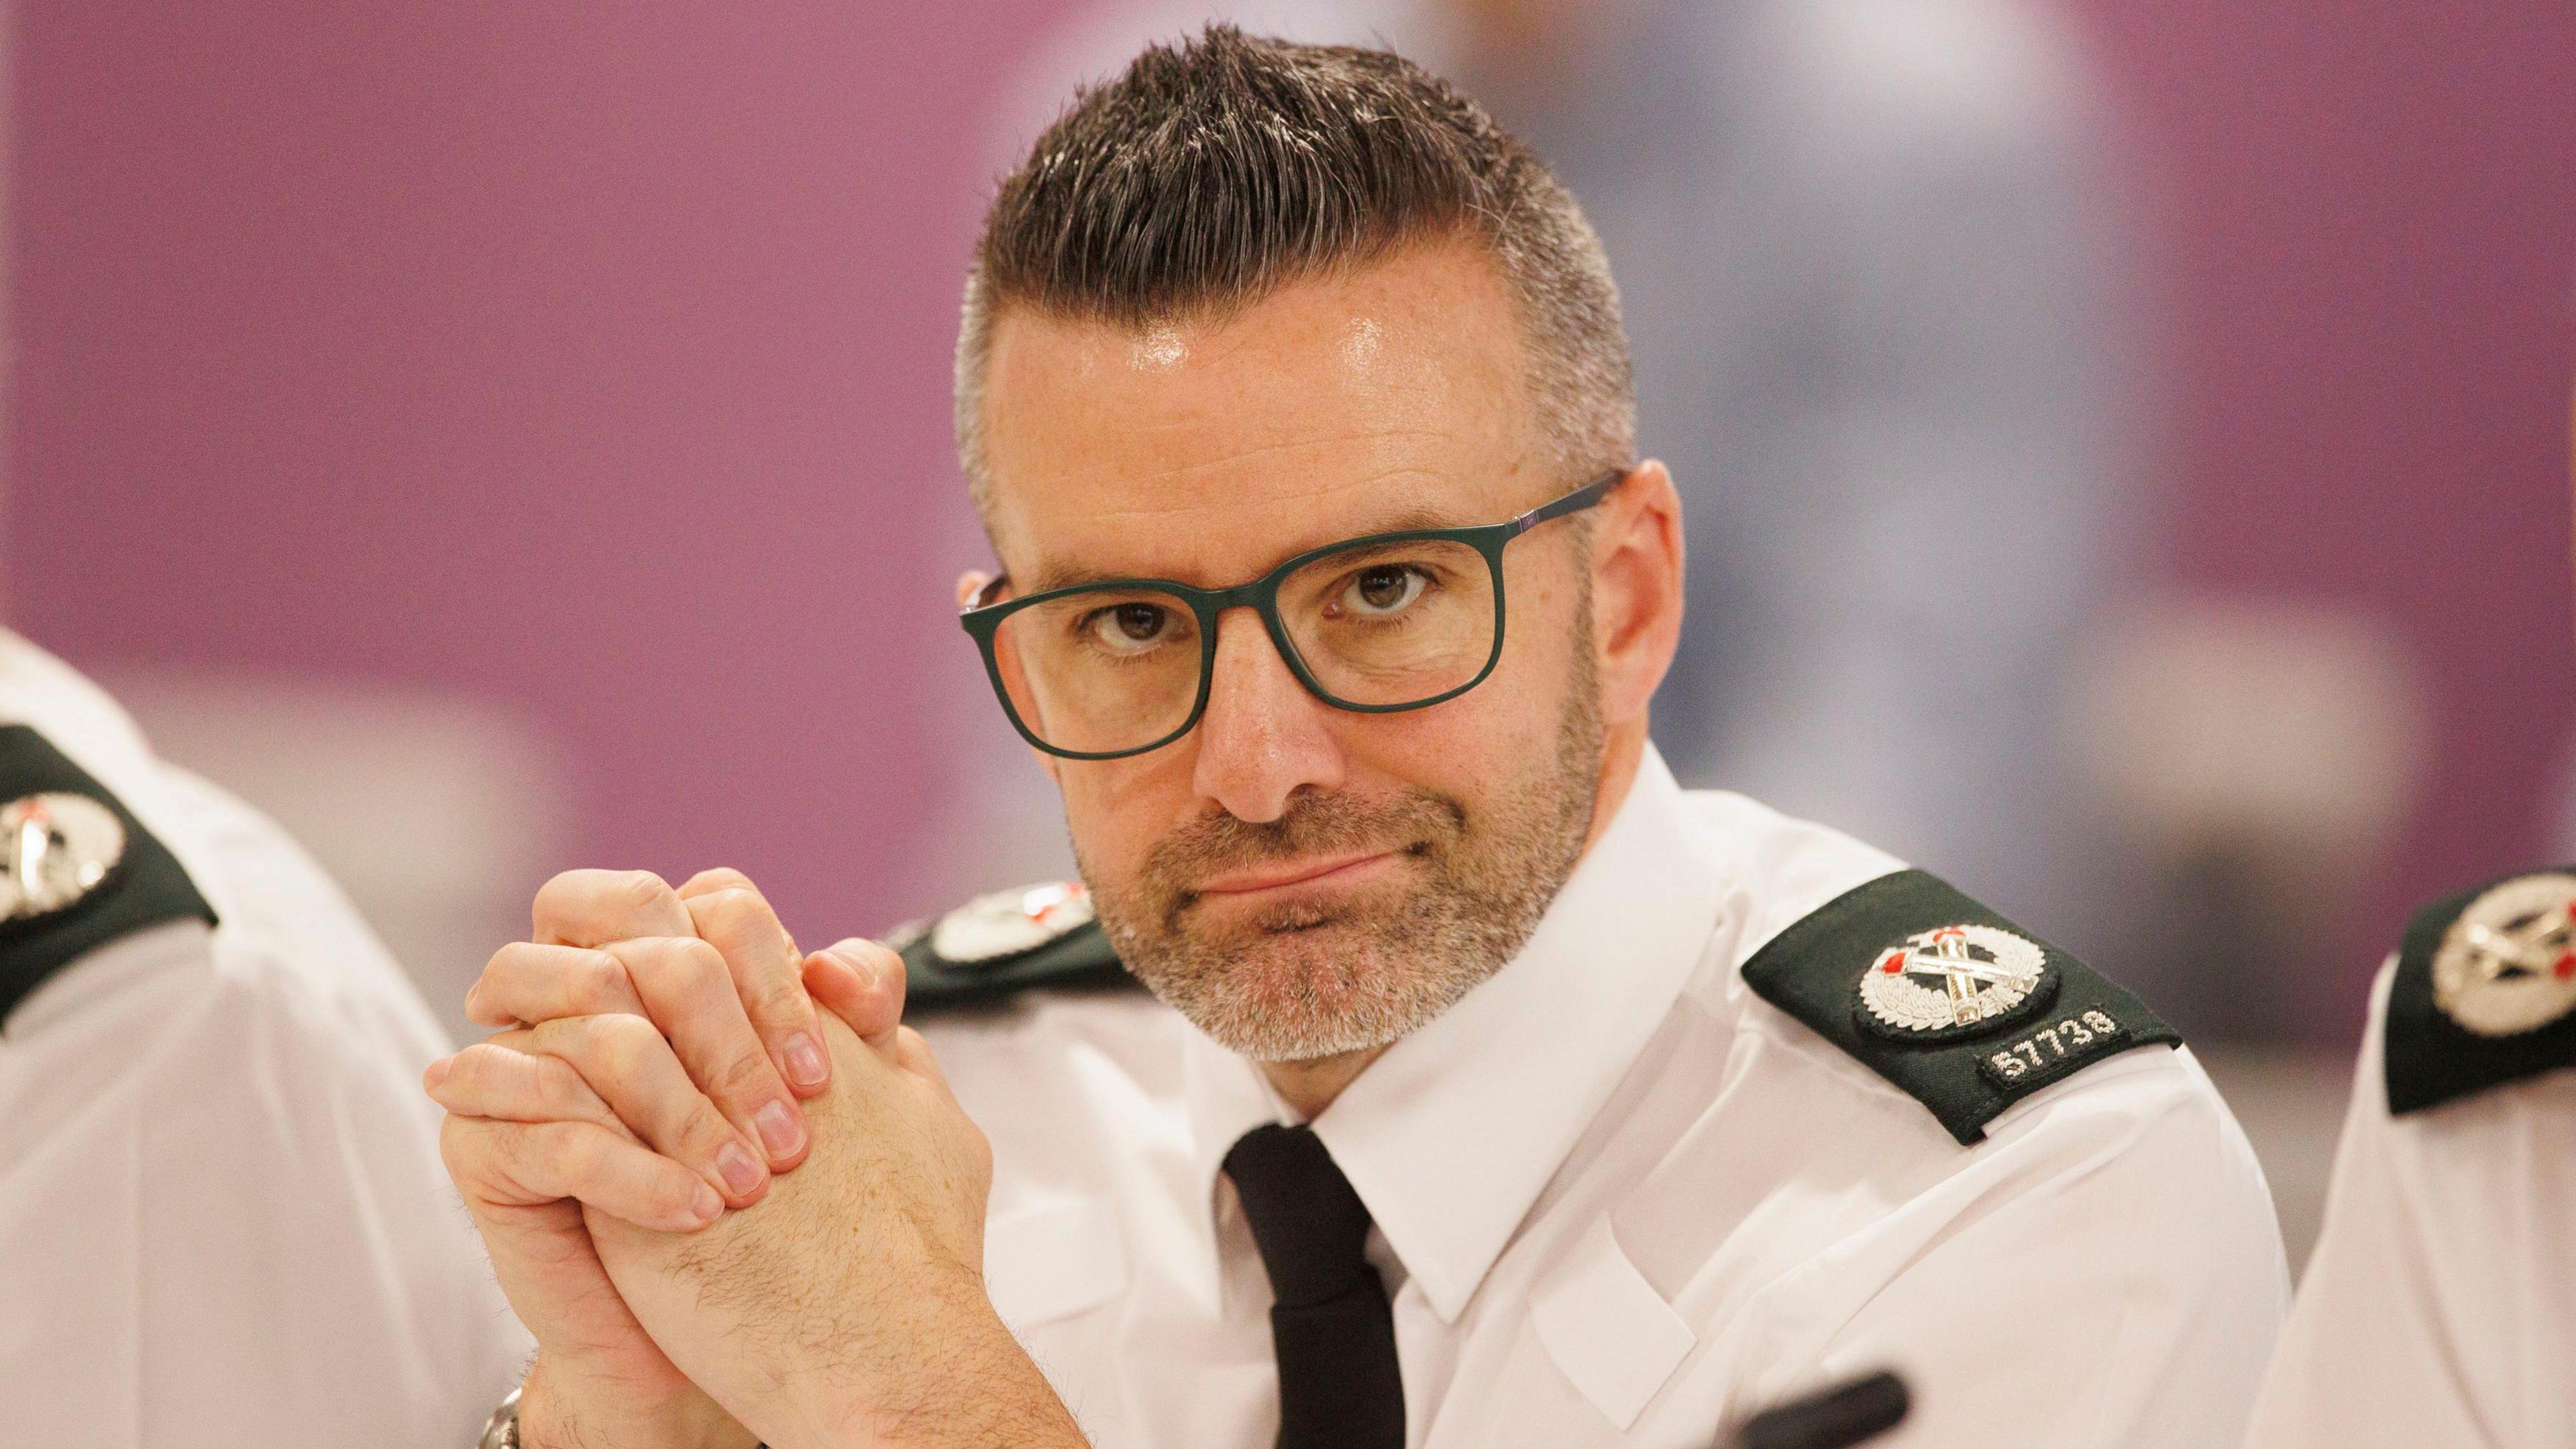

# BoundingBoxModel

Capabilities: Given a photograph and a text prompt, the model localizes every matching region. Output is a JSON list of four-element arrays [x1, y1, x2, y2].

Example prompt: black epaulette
[[1741, 868, 2179, 1145], [2383, 867, 2576, 1116], [0, 724, 217, 1025], [881, 879, 1141, 1014]]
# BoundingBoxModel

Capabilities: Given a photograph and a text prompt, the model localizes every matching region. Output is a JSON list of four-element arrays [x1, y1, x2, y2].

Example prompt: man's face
[[973, 241, 1605, 1063]]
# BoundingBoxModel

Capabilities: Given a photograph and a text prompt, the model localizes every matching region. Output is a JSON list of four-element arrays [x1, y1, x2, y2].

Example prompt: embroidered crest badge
[[0, 792, 127, 924], [2430, 871, 2576, 1038], [928, 879, 1095, 966], [1858, 922, 2055, 1039]]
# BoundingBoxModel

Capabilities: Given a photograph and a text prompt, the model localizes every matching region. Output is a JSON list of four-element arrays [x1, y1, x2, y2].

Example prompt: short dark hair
[[956, 24, 1635, 509]]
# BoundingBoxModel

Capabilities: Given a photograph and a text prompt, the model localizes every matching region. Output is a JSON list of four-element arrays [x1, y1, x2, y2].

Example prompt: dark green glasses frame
[[959, 468, 1627, 761]]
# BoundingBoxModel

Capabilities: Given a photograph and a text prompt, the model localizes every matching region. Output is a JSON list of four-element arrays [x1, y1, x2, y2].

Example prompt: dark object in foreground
[[1729, 1371, 1911, 1449]]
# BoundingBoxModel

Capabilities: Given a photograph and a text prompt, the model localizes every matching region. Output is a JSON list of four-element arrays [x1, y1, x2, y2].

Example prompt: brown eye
[[1342, 566, 1428, 617], [1086, 602, 1173, 652]]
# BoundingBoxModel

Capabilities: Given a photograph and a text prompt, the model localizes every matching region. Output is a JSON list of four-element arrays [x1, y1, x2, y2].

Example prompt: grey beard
[[1083, 651, 1603, 1065]]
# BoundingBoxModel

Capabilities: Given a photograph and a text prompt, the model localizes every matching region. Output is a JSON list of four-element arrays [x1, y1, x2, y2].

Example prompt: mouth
[[1191, 849, 1401, 902]]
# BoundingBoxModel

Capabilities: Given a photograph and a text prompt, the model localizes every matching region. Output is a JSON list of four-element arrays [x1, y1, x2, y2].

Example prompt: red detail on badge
[[1879, 951, 1907, 974], [2555, 952, 2576, 981]]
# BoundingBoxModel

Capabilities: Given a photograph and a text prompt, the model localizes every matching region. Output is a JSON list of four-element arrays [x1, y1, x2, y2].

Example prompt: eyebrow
[[1013, 502, 1478, 595]]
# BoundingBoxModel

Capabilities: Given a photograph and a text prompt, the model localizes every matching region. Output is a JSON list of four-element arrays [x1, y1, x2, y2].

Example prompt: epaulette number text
[[1978, 1009, 2127, 1091]]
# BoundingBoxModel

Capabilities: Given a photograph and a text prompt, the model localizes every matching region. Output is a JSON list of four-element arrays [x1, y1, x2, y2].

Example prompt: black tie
[[1223, 1123, 1406, 1449]]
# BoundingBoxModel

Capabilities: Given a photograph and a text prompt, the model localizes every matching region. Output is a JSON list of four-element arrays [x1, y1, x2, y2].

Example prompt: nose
[[1189, 608, 1346, 823]]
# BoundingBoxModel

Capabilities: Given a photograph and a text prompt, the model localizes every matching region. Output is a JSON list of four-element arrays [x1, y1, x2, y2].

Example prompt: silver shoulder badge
[[2430, 871, 2576, 1037], [1859, 923, 2053, 1038], [0, 792, 126, 923], [928, 880, 1094, 965]]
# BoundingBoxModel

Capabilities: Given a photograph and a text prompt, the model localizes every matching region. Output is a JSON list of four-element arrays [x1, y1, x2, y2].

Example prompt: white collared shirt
[[923, 750, 2289, 1448], [0, 633, 531, 1447], [2245, 961, 2576, 1448]]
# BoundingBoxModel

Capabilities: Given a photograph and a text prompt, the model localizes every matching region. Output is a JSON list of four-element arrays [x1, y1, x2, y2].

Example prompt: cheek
[[1057, 750, 1203, 875], [1329, 624, 1572, 790]]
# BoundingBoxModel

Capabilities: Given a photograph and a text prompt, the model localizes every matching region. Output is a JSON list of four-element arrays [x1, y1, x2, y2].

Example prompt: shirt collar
[[1184, 746, 1723, 1322]]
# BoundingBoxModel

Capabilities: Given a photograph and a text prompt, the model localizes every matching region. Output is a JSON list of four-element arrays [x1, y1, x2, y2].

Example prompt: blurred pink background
[[12, 1, 2575, 1036]]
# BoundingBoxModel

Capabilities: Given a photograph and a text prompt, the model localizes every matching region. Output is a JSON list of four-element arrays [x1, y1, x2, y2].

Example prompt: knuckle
[[592, 1012, 664, 1073], [669, 936, 731, 985], [712, 1047, 777, 1101], [531, 1057, 592, 1118], [694, 887, 759, 934], [747, 973, 810, 1024], [541, 1120, 601, 1180], [685, 1097, 743, 1154], [684, 866, 754, 894], [574, 951, 633, 1008], [619, 869, 679, 916]]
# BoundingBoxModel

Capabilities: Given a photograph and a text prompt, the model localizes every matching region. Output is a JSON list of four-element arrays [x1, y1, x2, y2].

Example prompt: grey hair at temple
[[953, 24, 1636, 514]]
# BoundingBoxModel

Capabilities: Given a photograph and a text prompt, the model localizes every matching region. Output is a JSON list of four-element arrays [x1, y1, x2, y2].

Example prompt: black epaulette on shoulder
[[880, 879, 1140, 1014], [2382, 867, 2576, 1115], [0, 724, 217, 1025], [1741, 868, 2180, 1145]]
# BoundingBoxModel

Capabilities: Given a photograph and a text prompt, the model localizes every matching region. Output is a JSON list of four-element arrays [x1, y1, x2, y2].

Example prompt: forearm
[[789, 1304, 1089, 1449]]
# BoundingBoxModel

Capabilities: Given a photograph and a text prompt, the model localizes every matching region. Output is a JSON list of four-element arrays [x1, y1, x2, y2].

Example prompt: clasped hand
[[427, 869, 1081, 1449]]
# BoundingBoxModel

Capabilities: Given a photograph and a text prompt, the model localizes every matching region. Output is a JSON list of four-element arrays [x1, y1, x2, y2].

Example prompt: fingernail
[[422, 1057, 451, 1091], [784, 1032, 827, 1089], [690, 1183, 723, 1226], [715, 1140, 766, 1196], [755, 1099, 806, 1157]]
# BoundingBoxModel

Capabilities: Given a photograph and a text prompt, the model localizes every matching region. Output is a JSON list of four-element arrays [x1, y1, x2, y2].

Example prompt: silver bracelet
[[476, 1386, 521, 1449]]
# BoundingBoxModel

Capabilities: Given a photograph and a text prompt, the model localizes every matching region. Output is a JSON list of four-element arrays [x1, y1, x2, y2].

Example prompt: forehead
[[975, 241, 1549, 590]]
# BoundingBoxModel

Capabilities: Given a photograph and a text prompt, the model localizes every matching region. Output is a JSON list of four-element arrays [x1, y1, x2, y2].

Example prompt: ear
[[1589, 461, 1685, 729]]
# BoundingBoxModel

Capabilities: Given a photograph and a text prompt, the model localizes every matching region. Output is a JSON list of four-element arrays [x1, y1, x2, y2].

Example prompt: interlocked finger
[[682, 877, 832, 1096], [441, 1115, 719, 1233], [425, 1041, 630, 1138], [614, 934, 809, 1168], [466, 941, 645, 1030], [495, 1015, 773, 1208], [535, 868, 694, 949]]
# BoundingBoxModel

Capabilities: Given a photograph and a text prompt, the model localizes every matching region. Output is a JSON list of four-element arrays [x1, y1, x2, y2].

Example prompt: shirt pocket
[[1529, 1215, 1698, 1432], [984, 1195, 1129, 1333]]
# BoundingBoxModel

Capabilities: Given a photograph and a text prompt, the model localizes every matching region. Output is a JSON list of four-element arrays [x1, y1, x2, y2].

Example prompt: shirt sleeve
[[0, 917, 532, 1448], [1778, 1048, 2290, 1448], [2243, 962, 2576, 1449]]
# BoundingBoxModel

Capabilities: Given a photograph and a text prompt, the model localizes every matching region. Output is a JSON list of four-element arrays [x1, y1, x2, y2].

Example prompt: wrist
[[788, 1293, 1085, 1449], [519, 1356, 754, 1449]]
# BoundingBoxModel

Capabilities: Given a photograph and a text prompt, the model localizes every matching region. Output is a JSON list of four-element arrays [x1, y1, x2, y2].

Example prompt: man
[[939, 0, 2133, 962], [2241, 394, 2576, 1447], [430, 30, 2286, 1448], [0, 623, 533, 1444]]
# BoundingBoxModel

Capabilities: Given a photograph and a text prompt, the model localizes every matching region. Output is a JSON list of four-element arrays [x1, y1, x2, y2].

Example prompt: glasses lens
[[1278, 538, 1497, 706], [990, 588, 1203, 755]]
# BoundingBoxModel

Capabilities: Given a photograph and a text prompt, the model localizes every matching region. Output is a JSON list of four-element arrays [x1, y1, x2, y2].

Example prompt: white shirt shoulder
[[2248, 952, 2576, 1448], [0, 633, 528, 1449], [922, 764, 2285, 1448]]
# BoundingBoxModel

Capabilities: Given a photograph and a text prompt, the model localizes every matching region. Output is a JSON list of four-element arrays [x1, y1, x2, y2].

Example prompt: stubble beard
[[1083, 639, 1605, 1065]]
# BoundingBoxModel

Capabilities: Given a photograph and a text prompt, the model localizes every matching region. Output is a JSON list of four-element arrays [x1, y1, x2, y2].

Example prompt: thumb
[[801, 939, 907, 1045]]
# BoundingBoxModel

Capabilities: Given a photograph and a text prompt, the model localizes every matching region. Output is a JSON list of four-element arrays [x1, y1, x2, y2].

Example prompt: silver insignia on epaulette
[[0, 792, 127, 922], [1860, 923, 2049, 1034], [928, 880, 1093, 965], [2432, 873, 2576, 1037]]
